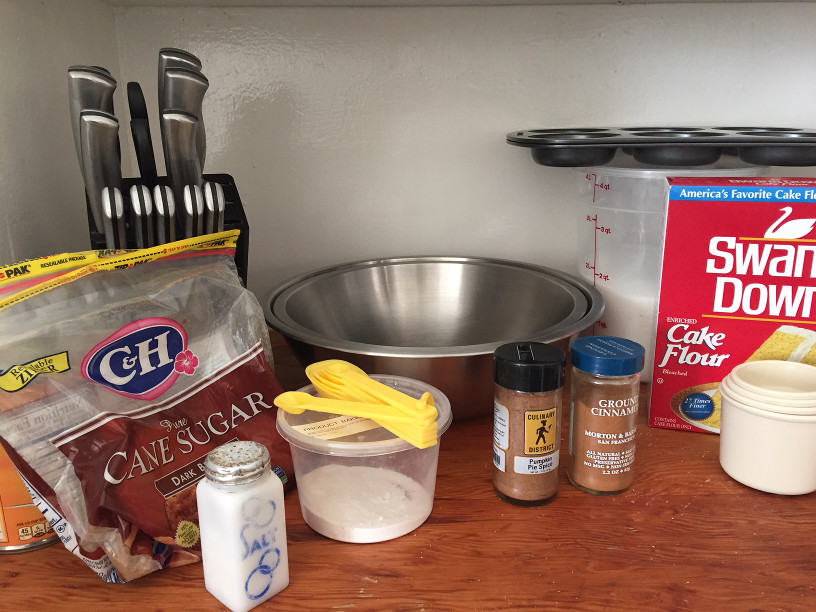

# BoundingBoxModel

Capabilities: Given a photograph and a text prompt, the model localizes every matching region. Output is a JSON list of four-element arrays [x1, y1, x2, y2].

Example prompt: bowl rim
[[264, 256, 604, 358]]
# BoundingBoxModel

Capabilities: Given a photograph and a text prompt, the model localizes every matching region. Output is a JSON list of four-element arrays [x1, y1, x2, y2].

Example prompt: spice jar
[[492, 342, 566, 506], [197, 440, 289, 612], [568, 336, 645, 495]]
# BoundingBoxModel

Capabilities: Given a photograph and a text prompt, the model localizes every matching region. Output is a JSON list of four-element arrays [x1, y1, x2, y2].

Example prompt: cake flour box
[[649, 177, 816, 433]]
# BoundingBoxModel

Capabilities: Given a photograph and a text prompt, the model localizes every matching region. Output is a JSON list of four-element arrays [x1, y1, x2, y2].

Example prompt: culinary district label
[[649, 177, 816, 433]]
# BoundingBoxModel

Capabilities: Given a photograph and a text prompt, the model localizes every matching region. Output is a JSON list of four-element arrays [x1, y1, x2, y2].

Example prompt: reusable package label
[[649, 178, 816, 433]]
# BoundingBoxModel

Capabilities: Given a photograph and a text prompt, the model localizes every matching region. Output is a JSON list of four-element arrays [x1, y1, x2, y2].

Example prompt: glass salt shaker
[[197, 440, 289, 612]]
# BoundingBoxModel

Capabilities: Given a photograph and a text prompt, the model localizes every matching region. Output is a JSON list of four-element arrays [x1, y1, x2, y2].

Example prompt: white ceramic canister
[[719, 360, 816, 495]]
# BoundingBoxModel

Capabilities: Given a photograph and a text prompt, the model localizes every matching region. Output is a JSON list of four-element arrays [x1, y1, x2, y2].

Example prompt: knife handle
[[68, 66, 117, 181], [131, 119, 158, 187], [162, 68, 208, 171], [128, 82, 158, 188], [161, 110, 202, 200], [129, 184, 154, 249], [158, 48, 202, 108], [102, 187, 126, 250], [183, 184, 205, 238], [203, 181, 225, 234], [153, 185, 176, 245], [80, 110, 121, 235]]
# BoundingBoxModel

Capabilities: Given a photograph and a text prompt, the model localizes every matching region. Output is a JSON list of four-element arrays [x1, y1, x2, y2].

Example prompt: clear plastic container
[[276, 374, 452, 543], [575, 157, 767, 383]]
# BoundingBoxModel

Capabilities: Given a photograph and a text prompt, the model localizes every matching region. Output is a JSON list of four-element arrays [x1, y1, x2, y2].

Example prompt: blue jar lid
[[571, 336, 645, 376]]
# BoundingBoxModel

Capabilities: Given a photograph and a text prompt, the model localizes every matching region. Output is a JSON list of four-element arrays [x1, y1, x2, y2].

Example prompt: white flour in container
[[297, 464, 433, 543]]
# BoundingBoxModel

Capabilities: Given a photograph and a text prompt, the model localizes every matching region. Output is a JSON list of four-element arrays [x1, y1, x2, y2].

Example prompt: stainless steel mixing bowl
[[265, 256, 603, 419]]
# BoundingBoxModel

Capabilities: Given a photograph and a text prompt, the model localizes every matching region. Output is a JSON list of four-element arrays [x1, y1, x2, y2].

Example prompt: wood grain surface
[[2, 331, 814, 611]]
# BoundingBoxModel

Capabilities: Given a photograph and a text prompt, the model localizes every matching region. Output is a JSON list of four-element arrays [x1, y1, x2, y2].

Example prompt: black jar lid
[[494, 342, 566, 392]]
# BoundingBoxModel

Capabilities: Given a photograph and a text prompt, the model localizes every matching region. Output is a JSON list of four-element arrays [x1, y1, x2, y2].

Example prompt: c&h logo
[[81, 317, 197, 400]]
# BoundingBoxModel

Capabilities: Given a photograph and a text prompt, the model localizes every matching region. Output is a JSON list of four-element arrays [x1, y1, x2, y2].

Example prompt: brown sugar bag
[[0, 232, 293, 582]]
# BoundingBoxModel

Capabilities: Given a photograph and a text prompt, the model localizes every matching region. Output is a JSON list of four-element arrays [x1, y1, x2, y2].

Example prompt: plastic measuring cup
[[574, 156, 767, 383], [301, 360, 440, 448], [719, 360, 816, 494]]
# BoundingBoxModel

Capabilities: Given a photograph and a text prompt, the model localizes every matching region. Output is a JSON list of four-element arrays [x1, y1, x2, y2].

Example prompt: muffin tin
[[506, 127, 816, 167]]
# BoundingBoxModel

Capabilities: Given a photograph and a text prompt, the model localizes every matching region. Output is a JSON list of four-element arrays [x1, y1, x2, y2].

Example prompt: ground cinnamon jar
[[568, 336, 645, 495], [492, 342, 566, 506]]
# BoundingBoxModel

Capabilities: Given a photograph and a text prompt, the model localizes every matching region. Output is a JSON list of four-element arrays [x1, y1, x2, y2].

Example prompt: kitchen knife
[[129, 184, 154, 248], [68, 66, 116, 181], [101, 186, 126, 249], [153, 184, 176, 245], [79, 110, 121, 234], [158, 48, 202, 175], [162, 67, 208, 169], [203, 181, 225, 234], [127, 82, 158, 188], [158, 48, 202, 108], [161, 109, 202, 199], [183, 184, 205, 238]]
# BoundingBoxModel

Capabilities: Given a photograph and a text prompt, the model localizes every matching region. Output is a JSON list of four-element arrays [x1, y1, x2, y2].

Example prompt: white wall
[[0, 0, 120, 264], [3, 2, 816, 305]]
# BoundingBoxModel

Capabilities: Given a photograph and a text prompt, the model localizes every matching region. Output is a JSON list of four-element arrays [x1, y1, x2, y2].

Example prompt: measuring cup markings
[[585, 172, 612, 202], [584, 213, 612, 285]]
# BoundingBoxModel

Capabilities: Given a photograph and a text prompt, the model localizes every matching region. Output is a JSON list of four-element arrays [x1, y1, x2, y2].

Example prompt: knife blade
[[102, 186, 126, 249], [68, 66, 117, 182], [162, 67, 208, 170], [129, 184, 154, 248], [161, 110, 202, 199], [153, 184, 176, 245], [127, 82, 158, 188], [203, 181, 225, 234], [183, 184, 205, 238], [79, 110, 121, 234]]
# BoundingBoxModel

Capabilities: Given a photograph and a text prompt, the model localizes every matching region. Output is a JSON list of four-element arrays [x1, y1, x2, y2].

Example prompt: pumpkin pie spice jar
[[492, 342, 566, 506]]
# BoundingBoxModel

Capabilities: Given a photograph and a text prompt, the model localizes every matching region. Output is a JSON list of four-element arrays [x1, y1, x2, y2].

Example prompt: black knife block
[[86, 173, 250, 286]]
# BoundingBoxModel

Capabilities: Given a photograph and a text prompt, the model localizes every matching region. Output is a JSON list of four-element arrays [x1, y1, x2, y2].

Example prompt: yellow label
[[175, 520, 200, 548], [0, 230, 240, 312], [0, 351, 70, 392], [524, 409, 557, 455]]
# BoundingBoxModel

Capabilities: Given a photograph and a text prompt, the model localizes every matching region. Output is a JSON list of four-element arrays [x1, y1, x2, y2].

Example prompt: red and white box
[[649, 177, 816, 433]]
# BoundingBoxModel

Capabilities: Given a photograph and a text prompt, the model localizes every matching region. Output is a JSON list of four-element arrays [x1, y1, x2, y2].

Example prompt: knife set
[[68, 49, 249, 284]]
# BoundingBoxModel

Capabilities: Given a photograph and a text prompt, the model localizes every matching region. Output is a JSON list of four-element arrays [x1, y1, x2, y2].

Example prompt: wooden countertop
[[3, 331, 815, 611]]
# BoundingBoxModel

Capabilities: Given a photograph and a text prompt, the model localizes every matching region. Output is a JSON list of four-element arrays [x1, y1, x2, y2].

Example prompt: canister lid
[[204, 440, 271, 486], [571, 336, 645, 376], [494, 342, 566, 392]]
